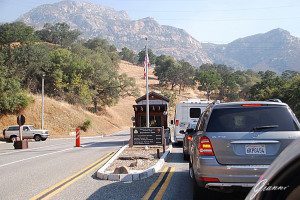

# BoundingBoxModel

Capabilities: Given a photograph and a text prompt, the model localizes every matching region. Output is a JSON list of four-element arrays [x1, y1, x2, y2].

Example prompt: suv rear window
[[190, 108, 201, 118], [206, 106, 300, 132]]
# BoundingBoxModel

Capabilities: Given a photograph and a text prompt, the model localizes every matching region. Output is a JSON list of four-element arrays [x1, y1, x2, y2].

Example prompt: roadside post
[[75, 127, 81, 147], [14, 115, 28, 149]]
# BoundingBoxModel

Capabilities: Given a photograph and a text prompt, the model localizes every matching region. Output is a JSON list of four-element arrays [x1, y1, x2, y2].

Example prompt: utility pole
[[42, 74, 45, 130], [145, 37, 150, 128]]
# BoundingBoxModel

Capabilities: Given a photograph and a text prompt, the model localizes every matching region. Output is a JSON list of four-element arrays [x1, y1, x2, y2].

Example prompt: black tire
[[10, 135, 17, 143], [193, 178, 202, 200], [34, 134, 42, 141], [183, 153, 189, 161], [41, 138, 47, 141]]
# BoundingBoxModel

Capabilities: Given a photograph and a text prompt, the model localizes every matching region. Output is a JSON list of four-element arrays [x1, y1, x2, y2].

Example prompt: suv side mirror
[[179, 130, 185, 134], [170, 120, 174, 125]]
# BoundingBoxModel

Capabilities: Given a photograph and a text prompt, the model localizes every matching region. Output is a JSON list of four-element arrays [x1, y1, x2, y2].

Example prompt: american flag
[[144, 51, 150, 79]]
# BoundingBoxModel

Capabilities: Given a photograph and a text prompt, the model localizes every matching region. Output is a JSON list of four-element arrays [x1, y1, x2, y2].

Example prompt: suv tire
[[10, 135, 17, 143], [183, 153, 189, 161], [34, 135, 42, 141]]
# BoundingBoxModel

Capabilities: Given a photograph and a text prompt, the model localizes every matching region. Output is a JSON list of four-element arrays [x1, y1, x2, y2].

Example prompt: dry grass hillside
[[0, 61, 205, 138]]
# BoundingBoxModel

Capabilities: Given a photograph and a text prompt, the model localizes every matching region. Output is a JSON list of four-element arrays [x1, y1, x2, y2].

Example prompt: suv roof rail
[[267, 99, 282, 103], [213, 100, 221, 104]]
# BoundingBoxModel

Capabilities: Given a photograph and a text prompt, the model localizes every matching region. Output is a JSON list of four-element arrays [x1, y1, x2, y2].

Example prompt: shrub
[[80, 119, 91, 132]]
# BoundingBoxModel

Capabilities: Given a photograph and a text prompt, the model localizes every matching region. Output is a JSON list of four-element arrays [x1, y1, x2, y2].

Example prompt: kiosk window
[[141, 116, 162, 127], [190, 108, 201, 118]]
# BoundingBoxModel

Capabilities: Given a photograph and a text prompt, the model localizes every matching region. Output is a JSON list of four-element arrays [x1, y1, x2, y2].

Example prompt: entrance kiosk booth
[[130, 92, 170, 146], [133, 91, 169, 128]]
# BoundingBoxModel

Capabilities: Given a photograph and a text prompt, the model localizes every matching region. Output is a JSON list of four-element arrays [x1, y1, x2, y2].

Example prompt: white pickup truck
[[3, 125, 49, 142]]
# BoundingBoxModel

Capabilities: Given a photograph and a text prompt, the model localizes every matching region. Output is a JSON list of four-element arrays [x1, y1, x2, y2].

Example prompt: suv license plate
[[245, 144, 266, 155]]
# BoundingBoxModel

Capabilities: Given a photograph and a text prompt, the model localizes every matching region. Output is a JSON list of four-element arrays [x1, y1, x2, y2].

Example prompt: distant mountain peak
[[266, 28, 291, 37], [18, 0, 211, 65]]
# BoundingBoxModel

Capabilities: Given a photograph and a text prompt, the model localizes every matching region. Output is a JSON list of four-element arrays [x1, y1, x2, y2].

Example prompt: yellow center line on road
[[142, 167, 169, 200], [30, 151, 115, 200], [142, 166, 175, 200], [154, 167, 175, 200]]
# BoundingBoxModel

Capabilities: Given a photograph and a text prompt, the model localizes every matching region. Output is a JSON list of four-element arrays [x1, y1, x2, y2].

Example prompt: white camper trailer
[[171, 99, 210, 143]]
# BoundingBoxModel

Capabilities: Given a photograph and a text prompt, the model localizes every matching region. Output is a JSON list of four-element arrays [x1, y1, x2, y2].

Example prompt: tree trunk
[[93, 100, 98, 113], [179, 83, 182, 94], [206, 90, 211, 101]]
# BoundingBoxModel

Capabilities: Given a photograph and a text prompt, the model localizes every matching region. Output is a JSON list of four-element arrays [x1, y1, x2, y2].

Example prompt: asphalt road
[[0, 132, 250, 200], [0, 131, 129, 200]]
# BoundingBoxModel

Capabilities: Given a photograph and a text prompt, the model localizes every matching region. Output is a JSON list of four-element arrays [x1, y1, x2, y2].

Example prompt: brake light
[[198, 136, 215, 156], [175, 120, 179, 126], [200, 177, 220, 182], [242, 104, 262, 107], [187, 135, 193, 141]]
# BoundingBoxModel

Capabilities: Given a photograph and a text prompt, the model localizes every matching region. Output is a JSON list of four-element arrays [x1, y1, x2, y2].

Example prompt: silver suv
[[3, 125, 49, 142], [189, 101, 300, 198]]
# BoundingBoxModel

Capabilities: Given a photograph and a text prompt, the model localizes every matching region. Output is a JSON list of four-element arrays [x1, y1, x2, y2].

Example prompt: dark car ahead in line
[[189, 100, 300, 199], [181, 121, 197, 161]]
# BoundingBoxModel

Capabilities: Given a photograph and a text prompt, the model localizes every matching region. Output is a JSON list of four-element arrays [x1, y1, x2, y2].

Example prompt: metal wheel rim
[[35, 136, 41, 141]]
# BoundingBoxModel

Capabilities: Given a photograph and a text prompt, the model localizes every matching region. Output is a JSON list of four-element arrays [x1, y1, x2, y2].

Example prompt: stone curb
[[97, 144, 173, 182]]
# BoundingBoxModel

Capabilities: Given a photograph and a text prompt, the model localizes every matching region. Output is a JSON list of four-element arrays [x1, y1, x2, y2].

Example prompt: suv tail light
[[187, 135, 193, 141], [175, 120, 179, 126], [198, 136, 215, 156]]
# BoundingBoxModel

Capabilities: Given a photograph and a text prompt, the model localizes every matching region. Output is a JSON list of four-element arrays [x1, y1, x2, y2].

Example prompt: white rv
[[171, 99, 211, 143]]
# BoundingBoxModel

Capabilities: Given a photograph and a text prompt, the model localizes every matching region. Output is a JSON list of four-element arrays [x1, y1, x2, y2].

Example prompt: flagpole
[[145, 37, 150, 128]]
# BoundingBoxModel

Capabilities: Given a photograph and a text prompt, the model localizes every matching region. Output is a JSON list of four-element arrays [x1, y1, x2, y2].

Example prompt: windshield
[[206, 106, 300, 132]]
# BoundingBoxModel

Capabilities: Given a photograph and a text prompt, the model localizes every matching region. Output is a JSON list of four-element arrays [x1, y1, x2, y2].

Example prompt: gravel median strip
[[97, 144, 172, 182]]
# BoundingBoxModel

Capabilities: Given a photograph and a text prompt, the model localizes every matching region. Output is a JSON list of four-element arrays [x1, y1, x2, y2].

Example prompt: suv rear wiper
[[252, 125, 279, 131]]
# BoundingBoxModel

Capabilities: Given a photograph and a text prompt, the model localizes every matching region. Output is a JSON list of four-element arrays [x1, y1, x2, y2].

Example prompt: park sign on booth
[[130, 127, 164, 146]]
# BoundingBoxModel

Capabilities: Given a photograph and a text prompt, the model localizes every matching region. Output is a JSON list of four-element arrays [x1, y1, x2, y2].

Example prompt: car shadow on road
[[82, 140, 128, 148]]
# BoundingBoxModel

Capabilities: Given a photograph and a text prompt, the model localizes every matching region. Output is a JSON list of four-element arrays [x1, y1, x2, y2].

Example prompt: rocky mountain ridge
[[19, 0, 211, 65], [18, 0, 300, 72]]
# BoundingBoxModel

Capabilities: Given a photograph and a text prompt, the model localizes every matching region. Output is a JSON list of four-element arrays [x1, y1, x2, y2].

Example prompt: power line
[[156, 17, 300, 22], [124, 5, 299, 13]]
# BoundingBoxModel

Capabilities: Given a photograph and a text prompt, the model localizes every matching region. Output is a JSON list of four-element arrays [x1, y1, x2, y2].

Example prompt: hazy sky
[[0, 0, 300, 43]]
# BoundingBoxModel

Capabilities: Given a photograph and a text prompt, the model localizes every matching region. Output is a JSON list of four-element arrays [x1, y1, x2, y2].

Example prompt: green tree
[[281, 75, 300, 118], [0, 66, 30, 114], [248, 70, 284, 100], [36, 23, 80, 47], [177, 60, 196, 93], [119, 47, 137, 63], [0, 22, 36, 66], [84, 38, 119, 66], [195, 66, 222, 100], [10, 43, 52, 92]]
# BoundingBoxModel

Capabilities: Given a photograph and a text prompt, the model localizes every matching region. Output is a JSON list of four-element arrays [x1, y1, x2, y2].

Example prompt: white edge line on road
[[49, 130, 130, 141], [0, 144, 66, 156], [0, 147, 75, 169]]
